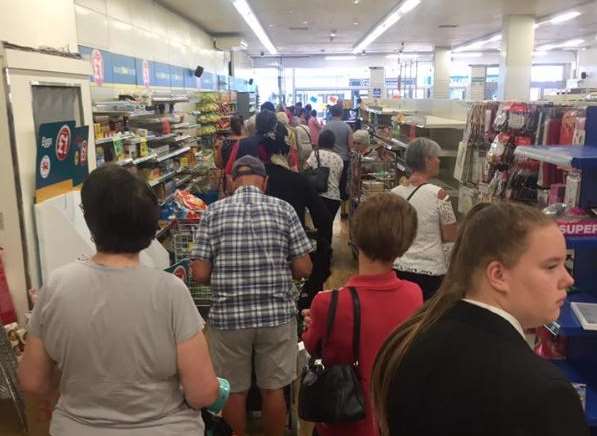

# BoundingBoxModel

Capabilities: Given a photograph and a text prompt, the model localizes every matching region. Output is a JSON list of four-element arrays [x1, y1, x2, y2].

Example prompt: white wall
[[231, 50, 254, 81], [0, 0, 78, 52], [74, 0, 228, 74]]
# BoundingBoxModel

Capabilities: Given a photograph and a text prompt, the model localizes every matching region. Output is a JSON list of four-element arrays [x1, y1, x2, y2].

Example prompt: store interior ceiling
[[159, 0, 597, 58]]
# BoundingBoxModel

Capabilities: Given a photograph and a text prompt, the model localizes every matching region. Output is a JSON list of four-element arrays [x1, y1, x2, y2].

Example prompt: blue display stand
[[515, 106, 597, 433]]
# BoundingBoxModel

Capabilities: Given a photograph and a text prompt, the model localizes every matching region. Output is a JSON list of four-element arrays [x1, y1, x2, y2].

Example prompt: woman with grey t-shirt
[[19, 165, 219, 436]]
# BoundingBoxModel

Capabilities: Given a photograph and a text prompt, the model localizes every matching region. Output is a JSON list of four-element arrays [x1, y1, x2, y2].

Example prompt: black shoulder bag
[[303, 149, 330, 194], [299, 287, 365, 423]]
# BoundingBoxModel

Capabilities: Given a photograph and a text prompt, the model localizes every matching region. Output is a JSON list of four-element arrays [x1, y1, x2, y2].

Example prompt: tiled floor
[[0, 217, 357, 436]]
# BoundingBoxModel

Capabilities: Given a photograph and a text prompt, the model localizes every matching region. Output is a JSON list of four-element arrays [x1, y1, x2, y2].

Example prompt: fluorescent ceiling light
[[398, 0, 421, 14], [454, 33, 501, 52], [386, 53, 418, 60], [537, 38, 585, 51], [560, 38, 585, 47], [454, 41, 485, 52], [231, 0, 277, 55], [113, 20, 132, 31], [352, 0, 421, 54], [537, 43, 557, 51], [550, 11, 581, 25], [452, 52, 482, 58], [326, 56, 357, 61]]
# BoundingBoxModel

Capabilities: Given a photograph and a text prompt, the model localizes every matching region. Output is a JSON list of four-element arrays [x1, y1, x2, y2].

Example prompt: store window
[[254, 68, 281, 105], [531, 65, 564, 82]]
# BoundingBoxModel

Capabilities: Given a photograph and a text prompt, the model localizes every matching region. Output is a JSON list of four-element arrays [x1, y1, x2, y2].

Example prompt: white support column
[[470, 65, 488, 101], [369, 66, 386, 101], [499, 15, 535, 100], [433, 47, 451, 99]]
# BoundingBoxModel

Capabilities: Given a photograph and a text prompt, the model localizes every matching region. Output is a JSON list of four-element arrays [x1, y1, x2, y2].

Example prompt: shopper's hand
[[302, 309, 312, 331], [28, 288, 39, 306]]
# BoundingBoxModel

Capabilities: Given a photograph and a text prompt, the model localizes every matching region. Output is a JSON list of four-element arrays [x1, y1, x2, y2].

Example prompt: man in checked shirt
[[192, 155, 313, 436]]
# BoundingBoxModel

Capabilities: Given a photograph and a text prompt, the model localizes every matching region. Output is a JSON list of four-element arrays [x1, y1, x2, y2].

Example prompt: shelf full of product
[[456, 101, 597, 428], [92, 96, 223, 211], [361, 104, 463, 208], [194, 91, 236, 143]]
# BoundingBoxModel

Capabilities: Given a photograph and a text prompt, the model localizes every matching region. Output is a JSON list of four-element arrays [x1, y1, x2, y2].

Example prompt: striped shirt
[[192, 185, 313, 329]]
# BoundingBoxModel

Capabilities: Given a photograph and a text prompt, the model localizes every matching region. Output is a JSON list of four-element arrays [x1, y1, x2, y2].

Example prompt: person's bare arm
[[214, 139, 224, 169], [18, 337, 58, 396], [291, 254, 312, 279], [438, 189, 458, 242], [191, 259, 212, 284], [347, 129, 354, 150], [177, 331, 219, 409]]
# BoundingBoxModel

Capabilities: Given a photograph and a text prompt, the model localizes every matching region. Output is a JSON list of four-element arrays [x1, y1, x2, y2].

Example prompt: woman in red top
[[302, 193, 423, 436]]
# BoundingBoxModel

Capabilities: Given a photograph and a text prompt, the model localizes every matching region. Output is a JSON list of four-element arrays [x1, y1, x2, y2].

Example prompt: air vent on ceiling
[[438, 24, 459, 29], [289, 26, 309, 31]]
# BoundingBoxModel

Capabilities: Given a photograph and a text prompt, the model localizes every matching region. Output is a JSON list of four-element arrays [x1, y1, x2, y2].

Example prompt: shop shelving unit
[[237, 91, 257, 120], [514, 106, 597, 433]]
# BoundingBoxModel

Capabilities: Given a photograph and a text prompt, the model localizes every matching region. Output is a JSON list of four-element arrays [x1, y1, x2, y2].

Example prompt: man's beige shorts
[[208, 319, 297, 393]]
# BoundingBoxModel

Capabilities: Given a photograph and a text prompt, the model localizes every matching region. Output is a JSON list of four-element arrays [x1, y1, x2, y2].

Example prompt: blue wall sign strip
[[79, 45, 238, 90]]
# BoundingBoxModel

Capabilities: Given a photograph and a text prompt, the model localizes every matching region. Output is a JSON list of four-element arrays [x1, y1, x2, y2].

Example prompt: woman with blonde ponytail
[[372, 202, 588, 436]]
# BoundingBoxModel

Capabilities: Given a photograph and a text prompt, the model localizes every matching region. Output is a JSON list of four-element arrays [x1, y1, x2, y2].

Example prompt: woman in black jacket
[[372, 202, 588, 436], [264, 125, 332, 310]]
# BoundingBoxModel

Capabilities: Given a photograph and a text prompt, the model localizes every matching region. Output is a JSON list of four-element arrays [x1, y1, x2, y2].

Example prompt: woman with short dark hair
[[302, 193, 423, 436], [19, 165, 219, 436]]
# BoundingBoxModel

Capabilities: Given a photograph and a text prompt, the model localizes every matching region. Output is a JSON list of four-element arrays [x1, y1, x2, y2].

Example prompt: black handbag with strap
[[298, 287, 365, 423], [303, 150, 330, 194]]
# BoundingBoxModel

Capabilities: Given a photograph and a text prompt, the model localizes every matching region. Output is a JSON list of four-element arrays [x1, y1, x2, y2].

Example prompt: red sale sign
[[55, 125, 71, 161]]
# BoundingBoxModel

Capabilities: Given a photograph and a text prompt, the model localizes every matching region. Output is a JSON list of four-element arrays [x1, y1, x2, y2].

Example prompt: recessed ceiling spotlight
[[330, 29, 337, 37], [353, 0, 360, 4], [303, 20, 308, 24], [353, 20, 359, 25]]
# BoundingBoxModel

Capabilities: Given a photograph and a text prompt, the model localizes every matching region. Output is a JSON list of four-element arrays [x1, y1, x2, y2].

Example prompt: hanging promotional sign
[[91, 49, 104, 85], [143, 60, 151, 88], [36, 121, 90, 202]]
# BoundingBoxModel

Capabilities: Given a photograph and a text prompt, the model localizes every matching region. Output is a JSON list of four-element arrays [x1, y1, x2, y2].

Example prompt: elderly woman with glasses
[[391, 137, 458, 301]]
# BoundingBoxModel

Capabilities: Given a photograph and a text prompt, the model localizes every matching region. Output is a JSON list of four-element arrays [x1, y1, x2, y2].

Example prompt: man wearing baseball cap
[[192, 155, 313, 436]]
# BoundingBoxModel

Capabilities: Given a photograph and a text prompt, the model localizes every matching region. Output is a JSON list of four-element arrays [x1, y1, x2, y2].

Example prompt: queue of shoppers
[[17, 100, 589, 436]]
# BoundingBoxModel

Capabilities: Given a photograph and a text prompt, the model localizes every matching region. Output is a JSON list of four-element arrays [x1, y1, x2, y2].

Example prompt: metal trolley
[[348, 148, 402, 258], [170, 218, 212, 316]]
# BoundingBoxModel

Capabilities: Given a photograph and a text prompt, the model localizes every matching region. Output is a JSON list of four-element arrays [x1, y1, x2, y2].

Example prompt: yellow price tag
[[139, 137, 149, 157]]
